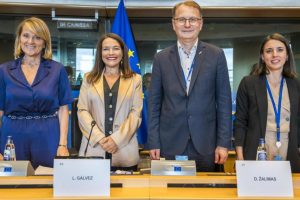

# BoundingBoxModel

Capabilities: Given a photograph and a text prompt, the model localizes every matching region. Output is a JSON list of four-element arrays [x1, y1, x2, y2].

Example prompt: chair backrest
[[71, 98, 83, 152]]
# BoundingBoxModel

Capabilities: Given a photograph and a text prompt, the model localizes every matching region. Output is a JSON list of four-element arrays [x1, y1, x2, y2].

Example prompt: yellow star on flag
[[128, 49, 134, 58]]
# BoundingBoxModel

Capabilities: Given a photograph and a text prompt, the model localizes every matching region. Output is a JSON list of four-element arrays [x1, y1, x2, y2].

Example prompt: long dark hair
[[86, 33, 135, 84], [254, 33, 297, 78]]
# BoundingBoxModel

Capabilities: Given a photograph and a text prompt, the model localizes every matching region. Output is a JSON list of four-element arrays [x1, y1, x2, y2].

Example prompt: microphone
[[84, 120, 96, 157]]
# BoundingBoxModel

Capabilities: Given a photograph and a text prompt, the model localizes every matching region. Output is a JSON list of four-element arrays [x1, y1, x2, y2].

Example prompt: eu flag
[[111, 0, 148, 144]]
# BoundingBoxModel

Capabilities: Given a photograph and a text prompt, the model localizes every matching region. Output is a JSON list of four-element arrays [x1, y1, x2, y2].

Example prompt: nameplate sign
[[57, 20, 98, 30], [151, 160, 196, 176], [53, 158, 110, 197], [236, 160, 293, 197], [0, 161, 34, 176]]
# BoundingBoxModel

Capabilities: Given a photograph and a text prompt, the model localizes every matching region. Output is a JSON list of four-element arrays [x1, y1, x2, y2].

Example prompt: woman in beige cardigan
[[77, 33, 143, 171]]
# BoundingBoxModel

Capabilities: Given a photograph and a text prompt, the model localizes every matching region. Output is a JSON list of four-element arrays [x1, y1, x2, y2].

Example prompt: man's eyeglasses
[[173, 17, 202, 25]]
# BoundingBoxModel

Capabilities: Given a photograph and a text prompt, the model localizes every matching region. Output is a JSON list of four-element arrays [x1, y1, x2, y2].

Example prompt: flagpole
[[111, 0, 148, 144]]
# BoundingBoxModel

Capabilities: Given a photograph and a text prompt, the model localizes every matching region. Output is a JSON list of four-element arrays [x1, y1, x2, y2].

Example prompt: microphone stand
[[84, 120, 96, 157]]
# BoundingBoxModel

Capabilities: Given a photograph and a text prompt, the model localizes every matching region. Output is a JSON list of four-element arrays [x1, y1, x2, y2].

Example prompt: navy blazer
[[148, 41, 232, 156], [234, 75, 300, 172]]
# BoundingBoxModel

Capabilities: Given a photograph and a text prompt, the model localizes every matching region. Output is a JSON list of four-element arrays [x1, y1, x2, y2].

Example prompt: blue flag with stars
[[111, 0, 148, 144]]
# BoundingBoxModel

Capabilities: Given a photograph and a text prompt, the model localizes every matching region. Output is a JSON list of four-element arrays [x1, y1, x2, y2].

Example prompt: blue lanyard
[[183, 59, 195, 86], [265, 76, 284, 143]]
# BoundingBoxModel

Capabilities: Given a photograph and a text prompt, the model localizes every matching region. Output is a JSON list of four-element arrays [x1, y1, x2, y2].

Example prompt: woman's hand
[[99, 136, 118, 154], [0, 153, 3, 160], [57, 105, 69, 157], [57, 146, 70, 156], [235, 146, 244, 160]]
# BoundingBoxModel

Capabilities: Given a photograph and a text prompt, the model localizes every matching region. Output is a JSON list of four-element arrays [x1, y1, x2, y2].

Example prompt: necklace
[[104, 67, 120, 76], [266, 74, 282, 90], [22, 57, 40, 68]]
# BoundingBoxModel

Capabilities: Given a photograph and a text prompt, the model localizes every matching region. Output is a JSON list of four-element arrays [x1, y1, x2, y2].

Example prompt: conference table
[[1, 173, 300, 200]]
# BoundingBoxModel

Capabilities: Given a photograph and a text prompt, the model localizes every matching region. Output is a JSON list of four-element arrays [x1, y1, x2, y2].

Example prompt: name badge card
[[236, 160, 293, 197], [54, 158, 110, 197]]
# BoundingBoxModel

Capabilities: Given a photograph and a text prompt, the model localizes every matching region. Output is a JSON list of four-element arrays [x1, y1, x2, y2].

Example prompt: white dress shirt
[[177, 39, 198, 94]]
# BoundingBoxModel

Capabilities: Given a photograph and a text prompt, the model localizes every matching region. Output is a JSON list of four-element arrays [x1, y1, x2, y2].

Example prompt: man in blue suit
[[148, 0, 232, 172]]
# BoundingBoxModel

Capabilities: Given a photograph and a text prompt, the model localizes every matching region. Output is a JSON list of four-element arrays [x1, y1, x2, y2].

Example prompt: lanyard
[[183, 59, 195, 86], [265, 76, 284, 146]]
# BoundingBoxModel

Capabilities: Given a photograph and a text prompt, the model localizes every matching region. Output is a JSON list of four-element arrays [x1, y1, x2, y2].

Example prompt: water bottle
[[256, 138, 267, 161], [10, 138, 16, 161], [3, 136, 16, 161]]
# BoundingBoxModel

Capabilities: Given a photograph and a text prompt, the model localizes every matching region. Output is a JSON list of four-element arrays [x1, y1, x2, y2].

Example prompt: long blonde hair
[[14, 17, 52, 59]]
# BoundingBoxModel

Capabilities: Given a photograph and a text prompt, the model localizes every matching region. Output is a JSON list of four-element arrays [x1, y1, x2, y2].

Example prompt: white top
[[265, 81, 290, 160], [177, 39, 198, 94]]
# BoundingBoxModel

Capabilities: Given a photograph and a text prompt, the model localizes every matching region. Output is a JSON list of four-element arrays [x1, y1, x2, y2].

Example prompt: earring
[[261, 56, 264, 63]]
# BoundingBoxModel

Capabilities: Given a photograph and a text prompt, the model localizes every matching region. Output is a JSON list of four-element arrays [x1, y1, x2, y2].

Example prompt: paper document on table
[[35, 165, 53, 175]]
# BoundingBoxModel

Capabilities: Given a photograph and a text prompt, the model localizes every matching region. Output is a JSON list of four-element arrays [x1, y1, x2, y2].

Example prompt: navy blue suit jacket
[[148, 41, 232, 156]]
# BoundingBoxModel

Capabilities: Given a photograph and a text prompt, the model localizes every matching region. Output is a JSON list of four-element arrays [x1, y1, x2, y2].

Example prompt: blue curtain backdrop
[[111, 0, 148, 144]]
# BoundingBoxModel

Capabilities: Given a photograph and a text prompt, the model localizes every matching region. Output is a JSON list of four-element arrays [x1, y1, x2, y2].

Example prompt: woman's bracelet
[[58, 144, 67, 147]]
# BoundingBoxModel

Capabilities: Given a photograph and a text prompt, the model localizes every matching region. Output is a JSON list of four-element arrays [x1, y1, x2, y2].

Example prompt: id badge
[[274, 154, 282, 161], [175, 155, 188, 161]]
